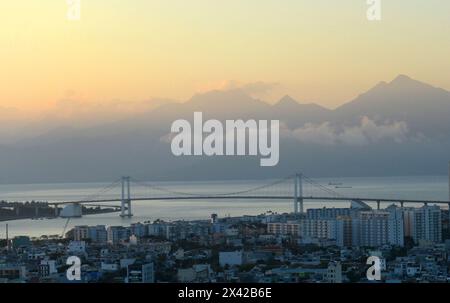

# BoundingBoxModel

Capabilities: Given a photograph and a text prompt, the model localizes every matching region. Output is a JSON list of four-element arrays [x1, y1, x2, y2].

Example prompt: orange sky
[[1, 1, 450, 114]]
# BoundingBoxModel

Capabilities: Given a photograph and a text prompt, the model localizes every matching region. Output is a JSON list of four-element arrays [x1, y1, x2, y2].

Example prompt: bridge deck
[[47, 196, 450, 205]]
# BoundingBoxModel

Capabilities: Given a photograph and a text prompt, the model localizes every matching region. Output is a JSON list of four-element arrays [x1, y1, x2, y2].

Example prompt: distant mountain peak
[[335, 74, 450, 125], [392, 74, 412, 82], [358, 75, 437, 99], [276, 95, 299, 106], [388, 74, 428, 88]]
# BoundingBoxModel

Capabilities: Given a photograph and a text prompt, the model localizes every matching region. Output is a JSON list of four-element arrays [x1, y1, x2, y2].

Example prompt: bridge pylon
[[294, 173, 304, 214], [120, 176, 133, 217]]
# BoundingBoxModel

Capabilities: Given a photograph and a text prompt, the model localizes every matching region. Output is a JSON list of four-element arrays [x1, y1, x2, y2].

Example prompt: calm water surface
[[0, 175, 448, 237]]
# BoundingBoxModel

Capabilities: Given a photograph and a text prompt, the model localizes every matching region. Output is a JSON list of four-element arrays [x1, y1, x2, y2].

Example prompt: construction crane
[[61, 217, 71, 239]]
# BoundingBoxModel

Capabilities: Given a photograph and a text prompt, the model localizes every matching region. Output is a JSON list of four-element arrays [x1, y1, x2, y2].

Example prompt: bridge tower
[[294, 173, 304, 214], [120, 176, 133, 217]]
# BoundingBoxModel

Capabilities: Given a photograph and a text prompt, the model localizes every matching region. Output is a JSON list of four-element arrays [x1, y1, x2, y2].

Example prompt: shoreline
[[0, 209, 121, 223]]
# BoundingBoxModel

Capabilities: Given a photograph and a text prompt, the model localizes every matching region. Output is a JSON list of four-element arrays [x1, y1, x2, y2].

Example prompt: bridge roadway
[[47, 196, 450, 206]]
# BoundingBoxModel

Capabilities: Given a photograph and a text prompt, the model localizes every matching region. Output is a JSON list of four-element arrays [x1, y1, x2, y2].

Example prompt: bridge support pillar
[[400, 201, 404, 208], [294, 173, 304, 214], [120, 176, 133, 218], [54, 204, 59, 217], [376, 200, 380, 210]]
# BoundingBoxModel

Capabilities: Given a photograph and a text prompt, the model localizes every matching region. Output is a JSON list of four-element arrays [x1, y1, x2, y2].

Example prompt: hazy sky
[[1, 0, 450, 113]]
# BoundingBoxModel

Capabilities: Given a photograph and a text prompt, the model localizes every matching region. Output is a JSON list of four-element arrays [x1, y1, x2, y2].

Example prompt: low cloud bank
[[281, 116, 411, 145]]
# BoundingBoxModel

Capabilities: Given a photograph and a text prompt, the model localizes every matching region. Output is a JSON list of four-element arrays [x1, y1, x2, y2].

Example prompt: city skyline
[[2, 200, 449, 283], [2, 0, 450, 290]]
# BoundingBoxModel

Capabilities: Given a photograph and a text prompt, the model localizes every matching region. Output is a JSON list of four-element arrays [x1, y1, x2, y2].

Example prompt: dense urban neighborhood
[[1, 201, 450, 283]]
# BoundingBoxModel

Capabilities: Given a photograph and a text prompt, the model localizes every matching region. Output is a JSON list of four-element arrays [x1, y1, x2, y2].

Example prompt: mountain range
[[1, 75, 450, 184]]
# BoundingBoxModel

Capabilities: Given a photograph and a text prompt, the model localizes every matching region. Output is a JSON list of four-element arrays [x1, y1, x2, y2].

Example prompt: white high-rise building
[[336, 216, 352, 248], [267, 221, 300, 236], [306, 208, 350, 220], [386, 205, 405, 247], [89, 225, 107, 243], [107, 226, 131, 244], [357, 211, 389, 247], [130, 223, 147, 238], [73, 225, 89, 241], [73, 225, 107, 243], [412, 205, 442, 244], [349, 208, 405, 248], [299, 219, 336, 240], [403, 208, 415, 238]]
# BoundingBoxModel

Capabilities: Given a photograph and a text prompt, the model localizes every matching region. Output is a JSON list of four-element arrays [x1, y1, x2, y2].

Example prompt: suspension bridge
[[43, 174, 450, 218]]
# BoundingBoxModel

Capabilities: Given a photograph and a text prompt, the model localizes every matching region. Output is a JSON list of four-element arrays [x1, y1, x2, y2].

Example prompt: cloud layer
[[197, 80, 280, 99], [281, 117, 410, 145]]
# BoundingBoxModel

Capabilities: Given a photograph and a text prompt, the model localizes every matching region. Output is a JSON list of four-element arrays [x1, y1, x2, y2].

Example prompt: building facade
[[412, 205, 442, 244]]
